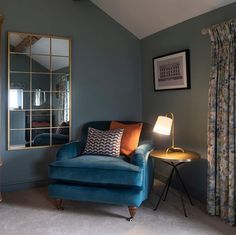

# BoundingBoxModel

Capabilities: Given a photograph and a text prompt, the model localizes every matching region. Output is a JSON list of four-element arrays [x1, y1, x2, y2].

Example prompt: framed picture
[[153, 49, 190, 91]]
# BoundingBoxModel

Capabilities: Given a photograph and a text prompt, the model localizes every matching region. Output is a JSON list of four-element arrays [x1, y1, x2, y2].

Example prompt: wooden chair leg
[[55, 199, 64, 210], [127, 206, 137, 221]]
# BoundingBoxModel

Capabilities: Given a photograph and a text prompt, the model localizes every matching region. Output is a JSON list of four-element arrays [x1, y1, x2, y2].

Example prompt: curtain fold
[[0, 15, 3, 202], [207, 19, 236, 225]]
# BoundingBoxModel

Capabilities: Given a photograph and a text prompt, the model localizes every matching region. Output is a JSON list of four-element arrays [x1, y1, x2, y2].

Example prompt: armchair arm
[[131, 142, 154, 168], [56, 140, 85, 161], [131, 142, 155, 198]]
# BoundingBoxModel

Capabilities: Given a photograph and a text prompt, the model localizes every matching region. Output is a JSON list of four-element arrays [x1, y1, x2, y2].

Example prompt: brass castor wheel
[[127, 217, 134, 222]]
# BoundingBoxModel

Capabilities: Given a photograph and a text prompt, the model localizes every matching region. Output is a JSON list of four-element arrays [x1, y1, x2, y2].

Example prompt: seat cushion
[[49, 155, 143, 189]]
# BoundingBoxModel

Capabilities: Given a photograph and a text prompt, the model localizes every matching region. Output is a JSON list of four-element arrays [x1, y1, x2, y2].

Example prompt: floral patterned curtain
[[207, 19, 236, 225], [0, 16, 3, 202]]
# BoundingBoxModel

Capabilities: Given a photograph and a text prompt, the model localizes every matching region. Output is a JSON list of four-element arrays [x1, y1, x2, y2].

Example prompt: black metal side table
[[150, 149, 200, 217]]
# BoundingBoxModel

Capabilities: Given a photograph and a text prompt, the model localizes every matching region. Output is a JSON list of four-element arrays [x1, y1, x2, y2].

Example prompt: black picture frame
[[153, 49, 190, 91]]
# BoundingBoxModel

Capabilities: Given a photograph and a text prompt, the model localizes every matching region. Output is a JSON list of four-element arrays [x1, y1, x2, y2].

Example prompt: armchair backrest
[[80, 121, 153, 145]]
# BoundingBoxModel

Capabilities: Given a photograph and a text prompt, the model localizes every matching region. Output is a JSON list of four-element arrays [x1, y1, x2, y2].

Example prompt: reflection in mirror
[[52, 127, 69, 145], [52, 74, 69, 91], [52, 57, 69, 72], [8, 32, 71, 150], [52, 110, 70, 127], [10, 73, 30, 91], [32, 73, 50, 91], [32, 91, 50, 109], [10, 111, 30, 129], [9, 90, 30, 110], [10, 54, 30, 71], [9, 32, 31, 54], [32, 55, 50, 72], [31, 111, 50, 129], [52, 74, 69, 110], [52, 92, 69, 110], [32, 128, 50, 146], [10, 130, 28, 149], [51, 38, 69, 56], [31, 37, 50, 55]]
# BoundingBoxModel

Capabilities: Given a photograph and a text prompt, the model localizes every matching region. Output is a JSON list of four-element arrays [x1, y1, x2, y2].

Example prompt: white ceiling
[[91, 0, 236, 39]]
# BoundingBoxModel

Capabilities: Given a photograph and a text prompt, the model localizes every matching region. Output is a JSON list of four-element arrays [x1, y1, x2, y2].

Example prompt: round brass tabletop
[[150, 149, 200, 162]]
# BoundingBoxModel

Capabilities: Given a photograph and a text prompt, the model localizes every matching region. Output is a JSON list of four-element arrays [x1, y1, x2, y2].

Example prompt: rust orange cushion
[[110, 121, 143, 157]]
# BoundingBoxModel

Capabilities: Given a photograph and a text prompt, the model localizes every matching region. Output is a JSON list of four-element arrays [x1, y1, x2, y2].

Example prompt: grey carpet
[[0, 181, 235, 235]]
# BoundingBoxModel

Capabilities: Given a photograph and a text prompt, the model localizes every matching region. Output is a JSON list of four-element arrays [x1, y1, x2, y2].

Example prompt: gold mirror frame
[[8, 32, 71, 150]]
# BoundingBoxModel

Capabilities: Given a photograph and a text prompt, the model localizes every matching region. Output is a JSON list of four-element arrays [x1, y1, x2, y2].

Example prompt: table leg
[[162, 167, 174, 201], [174, 166, 194, 206], [153, 161, 194, 217], [175, 169, 188, 217], [154, 167, 174, 211]]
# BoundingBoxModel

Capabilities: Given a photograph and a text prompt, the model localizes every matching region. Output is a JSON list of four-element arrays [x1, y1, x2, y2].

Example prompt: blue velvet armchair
[[48, 121, 154, 221]]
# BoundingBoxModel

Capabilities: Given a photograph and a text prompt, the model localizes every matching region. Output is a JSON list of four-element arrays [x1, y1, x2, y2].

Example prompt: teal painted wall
[[1, 0, 236, 199], [0, 0, 142, 191], [140, 3, 236, 201]]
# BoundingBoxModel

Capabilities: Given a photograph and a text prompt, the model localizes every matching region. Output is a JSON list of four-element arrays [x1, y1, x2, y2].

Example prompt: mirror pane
[[52, 110, 69, 127], [9, 33, 31, 54], [52, 56, 69, 72], [32, 55, 50, 72], [52, 74, 69, 91], [10, 54, 30, 71], [31, 37, 50, 55], [9, 90, 30, 110], [51, 38, 69, 56], [52, 127, 69, 145], [31, 111, 51, 128], [52, 92, 69, 110], [52, 73, 70, 109], [32, 128, 50, 146], [32, 91, 50, 109], [10, 73, 30, 91], [10, 111, 29, 129], [10, 130, 28, 149], [32, 73, 50, 91]]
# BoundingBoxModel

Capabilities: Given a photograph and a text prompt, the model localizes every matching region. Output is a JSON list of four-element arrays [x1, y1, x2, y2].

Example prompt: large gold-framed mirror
[[8, 32, 71, 150]]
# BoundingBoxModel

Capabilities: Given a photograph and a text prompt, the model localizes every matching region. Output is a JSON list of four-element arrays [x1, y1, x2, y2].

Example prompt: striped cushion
[[83, 127, 124, 157]]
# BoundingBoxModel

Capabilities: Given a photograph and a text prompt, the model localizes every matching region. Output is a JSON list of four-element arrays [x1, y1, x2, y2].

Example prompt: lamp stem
[[172, 114, 175, 148], [165, 112, 175, 148], [165, 112, 184, 153]]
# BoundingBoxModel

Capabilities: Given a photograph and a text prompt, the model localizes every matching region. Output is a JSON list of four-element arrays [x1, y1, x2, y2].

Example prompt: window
[[9, 89, 23, 110]]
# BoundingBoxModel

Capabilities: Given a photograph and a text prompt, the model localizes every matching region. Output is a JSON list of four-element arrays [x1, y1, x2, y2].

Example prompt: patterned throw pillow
[[83, 127, 124, 157]]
